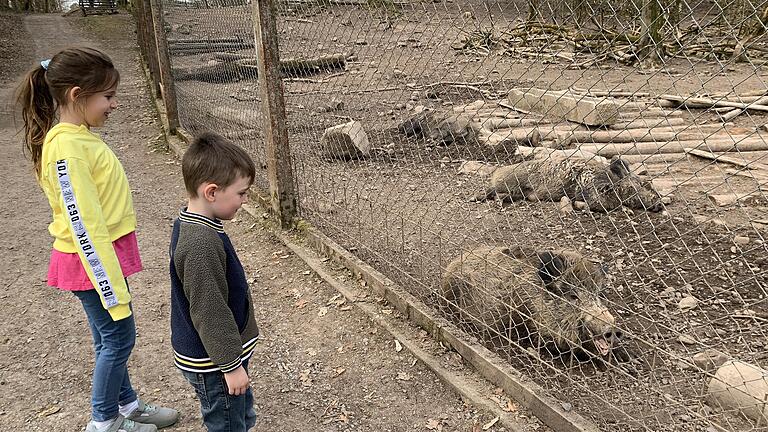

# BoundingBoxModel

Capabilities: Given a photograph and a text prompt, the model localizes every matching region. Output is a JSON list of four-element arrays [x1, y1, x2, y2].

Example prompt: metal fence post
[[251, 0, 297, 228], [149, 0, 180, 133]]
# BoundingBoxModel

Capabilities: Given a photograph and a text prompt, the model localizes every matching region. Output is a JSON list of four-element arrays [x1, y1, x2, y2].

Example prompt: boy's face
[[211, 175, 251, 220]]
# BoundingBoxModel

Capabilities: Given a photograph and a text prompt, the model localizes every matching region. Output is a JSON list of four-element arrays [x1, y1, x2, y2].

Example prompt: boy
[[170, 132, 259, 431]]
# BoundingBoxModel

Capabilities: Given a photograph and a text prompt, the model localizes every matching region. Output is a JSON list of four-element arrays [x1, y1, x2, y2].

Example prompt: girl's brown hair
[[15, 47, 120, 177]]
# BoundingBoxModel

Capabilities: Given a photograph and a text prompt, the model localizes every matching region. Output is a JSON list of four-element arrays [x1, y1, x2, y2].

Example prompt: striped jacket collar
[[179, 208, 225, 233]]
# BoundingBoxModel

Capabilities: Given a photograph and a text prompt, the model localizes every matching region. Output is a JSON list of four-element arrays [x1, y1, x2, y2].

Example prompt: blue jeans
[[74, 288, 137, 422], [181, 365, 257, 432]]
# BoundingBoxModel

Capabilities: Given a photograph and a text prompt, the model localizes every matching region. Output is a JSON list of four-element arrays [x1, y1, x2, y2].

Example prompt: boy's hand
[[223, 366, 250, 396]]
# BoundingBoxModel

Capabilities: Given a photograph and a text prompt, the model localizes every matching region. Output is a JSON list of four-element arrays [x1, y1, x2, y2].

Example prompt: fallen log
[[723, 94, 768, 103], [557, 128, 755, 146], [609, 117, 686, 129], [712, 106, 736, 113], [685, 148, 768, 171], [535, 124, 588, 141], [618, 108, 683, 120], [660, 94, 768, 112], [611, 153, 693, 164], [275, 54, 348, 75], [724, 168, 768, 183], [477, 128, 541, 148], [720, 95, 768, 122], [508, 87, 621, 126], [709, 89, 768, 98], [578, 137, 768, 157], [517, 146, 609, 164], [613, 101, 648, 111], [173, 53, 348, 82], [477, 118, 539, 130], [569, 87, 650, 98], [656, 99, 682, 108]]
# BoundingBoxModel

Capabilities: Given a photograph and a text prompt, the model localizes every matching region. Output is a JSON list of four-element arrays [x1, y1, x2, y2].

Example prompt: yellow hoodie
[[39, 123, 136, 320]]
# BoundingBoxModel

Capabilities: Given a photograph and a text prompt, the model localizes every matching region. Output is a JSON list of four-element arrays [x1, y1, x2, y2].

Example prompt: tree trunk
[[638, 0, 665, 67]]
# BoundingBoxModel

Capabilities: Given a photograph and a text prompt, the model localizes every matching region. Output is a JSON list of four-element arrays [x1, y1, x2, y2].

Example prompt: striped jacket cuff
[[218, 357, 243, 373]]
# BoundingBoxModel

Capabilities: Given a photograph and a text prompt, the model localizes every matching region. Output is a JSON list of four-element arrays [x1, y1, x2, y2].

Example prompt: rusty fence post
[[149, 0, 180, 133], [251, 0, 298, 228]]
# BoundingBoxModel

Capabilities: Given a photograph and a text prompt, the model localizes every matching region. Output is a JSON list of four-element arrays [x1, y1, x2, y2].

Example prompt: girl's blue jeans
[[73, 288, 138, 422]]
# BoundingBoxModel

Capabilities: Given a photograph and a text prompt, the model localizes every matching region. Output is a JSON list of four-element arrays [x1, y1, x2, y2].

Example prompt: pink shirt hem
[[47, 231, 143, 291]]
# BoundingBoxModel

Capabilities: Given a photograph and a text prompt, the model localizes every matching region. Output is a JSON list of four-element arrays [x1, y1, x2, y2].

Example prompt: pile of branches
[[455, 20, 768, 67]]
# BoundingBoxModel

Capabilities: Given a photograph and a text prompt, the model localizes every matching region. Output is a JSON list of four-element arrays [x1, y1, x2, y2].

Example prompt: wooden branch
[[613, 153, 693, 164], [618, 108, 683, 120], [578, 137, 768, 157], [498, 101, 537, 117], [709, 89, 768, 98], [478, 128, 541, 148], [558, 128, 752, 145], [725, 169, 768, 183], [684, 148, 768, 171], [569, 87, 649, 98], [660, 94, 768, 112], [609, 117, 685, 129], [720, 95, 768, 122]]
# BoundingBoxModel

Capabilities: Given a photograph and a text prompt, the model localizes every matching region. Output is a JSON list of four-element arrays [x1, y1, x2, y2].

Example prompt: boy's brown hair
[[182, 131, 256, 197]]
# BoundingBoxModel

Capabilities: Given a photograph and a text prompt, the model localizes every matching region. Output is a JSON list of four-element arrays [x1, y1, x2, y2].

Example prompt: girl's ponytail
[[16, 63, 56, 178]]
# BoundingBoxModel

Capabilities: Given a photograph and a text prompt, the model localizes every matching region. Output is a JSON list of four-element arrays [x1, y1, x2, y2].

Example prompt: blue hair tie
[[40, 59, 51, 70]]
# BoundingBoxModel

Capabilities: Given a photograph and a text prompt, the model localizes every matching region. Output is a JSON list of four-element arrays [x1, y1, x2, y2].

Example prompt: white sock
[[119, 400, 140, 417], [92, 419, 115, 431]]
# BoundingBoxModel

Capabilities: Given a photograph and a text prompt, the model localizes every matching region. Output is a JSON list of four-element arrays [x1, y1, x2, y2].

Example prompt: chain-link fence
[[136, 0, 768, 429]]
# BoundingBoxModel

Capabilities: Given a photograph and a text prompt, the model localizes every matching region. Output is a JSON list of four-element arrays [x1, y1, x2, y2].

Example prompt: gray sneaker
[[124, 401, 179, 429], [85, 416, 158, 432]]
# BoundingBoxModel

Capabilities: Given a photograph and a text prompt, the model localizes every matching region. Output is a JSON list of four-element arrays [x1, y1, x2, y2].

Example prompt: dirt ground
[[0, 12, 546, 432], [159, 3, 768, 431], [0, 13, 31, 86]]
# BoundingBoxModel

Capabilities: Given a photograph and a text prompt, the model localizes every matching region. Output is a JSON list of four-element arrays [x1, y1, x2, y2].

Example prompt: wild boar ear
[[501, 245, 532, 259], [609, 158, 631, 179], [537, 251, 566, 286]]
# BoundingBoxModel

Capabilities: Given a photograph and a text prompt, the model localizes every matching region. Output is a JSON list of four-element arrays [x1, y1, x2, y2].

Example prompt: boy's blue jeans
[[181, 364, 257, 432], [74, 288, 138, 422]]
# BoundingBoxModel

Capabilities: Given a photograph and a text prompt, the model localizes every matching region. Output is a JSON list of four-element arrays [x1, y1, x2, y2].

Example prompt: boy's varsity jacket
[[39, 123, 136, 321], [169, 209, 259, 373]]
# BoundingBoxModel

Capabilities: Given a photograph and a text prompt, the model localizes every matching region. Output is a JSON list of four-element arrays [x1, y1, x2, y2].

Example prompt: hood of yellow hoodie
[[45, 123, 96, 145]]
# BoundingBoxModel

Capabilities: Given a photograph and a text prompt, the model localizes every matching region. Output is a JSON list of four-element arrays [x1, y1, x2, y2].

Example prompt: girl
[[16, 47, 179, 432]]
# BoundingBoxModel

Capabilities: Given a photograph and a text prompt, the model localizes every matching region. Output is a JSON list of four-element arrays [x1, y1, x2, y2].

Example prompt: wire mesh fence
[[137, 0, 768, 429]]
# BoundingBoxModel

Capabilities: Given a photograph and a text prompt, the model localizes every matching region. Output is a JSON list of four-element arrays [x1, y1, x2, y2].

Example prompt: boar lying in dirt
[[440, 245, 630, 363], [476, 156, 664, 212], [398, 111, 474, 144]]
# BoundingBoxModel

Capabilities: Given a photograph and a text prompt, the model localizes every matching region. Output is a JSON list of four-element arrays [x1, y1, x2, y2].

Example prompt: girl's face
[[83, 85, 118, 128]]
